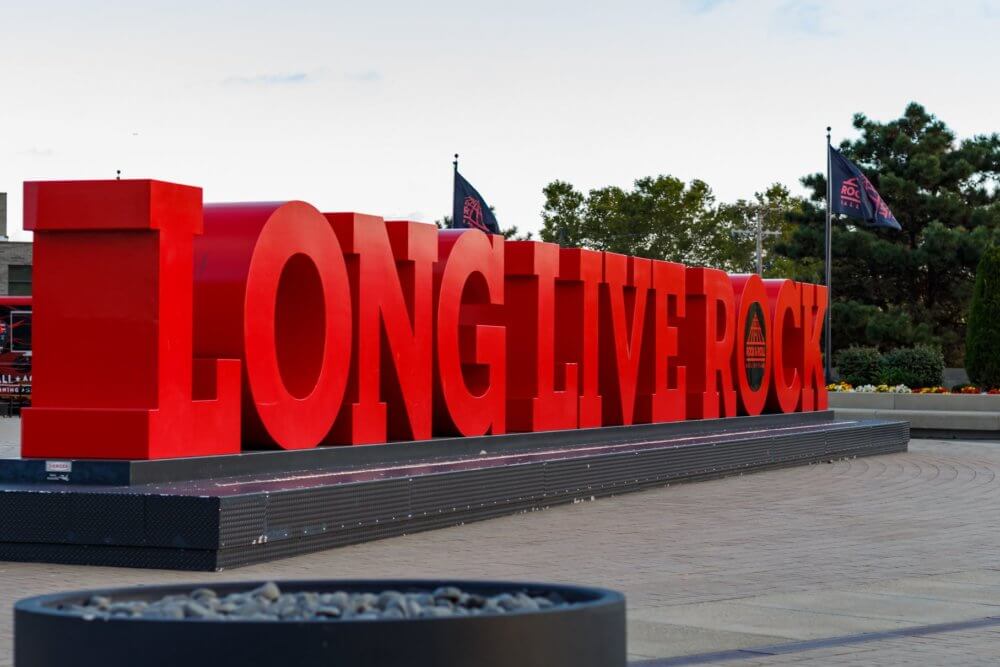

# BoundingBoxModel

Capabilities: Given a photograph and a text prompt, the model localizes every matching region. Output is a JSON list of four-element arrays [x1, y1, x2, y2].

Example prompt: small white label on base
[[45, 460, 72, 473]]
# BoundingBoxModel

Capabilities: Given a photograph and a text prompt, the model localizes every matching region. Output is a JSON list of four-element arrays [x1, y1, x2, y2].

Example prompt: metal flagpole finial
[[826, 126, 831, 142], [453, 153, 459, 171], [116, 169, 121, 180]]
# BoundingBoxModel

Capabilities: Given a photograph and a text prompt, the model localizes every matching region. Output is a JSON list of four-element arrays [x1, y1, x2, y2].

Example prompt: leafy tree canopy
[[538, 175, 798, 271]]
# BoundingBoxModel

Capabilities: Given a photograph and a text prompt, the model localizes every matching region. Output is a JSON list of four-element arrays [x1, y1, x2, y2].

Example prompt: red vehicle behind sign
[[0, 296, 32, 407]]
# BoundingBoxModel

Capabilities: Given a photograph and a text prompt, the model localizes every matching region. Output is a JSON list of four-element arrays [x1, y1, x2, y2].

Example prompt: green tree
[[774, 103, 1000, 363], [540, 175, 737, 265], [712, 183, 804, 275], [541, 177, 804, 272], [965, 245, 1000, 387], [538, 180, 586, 247]]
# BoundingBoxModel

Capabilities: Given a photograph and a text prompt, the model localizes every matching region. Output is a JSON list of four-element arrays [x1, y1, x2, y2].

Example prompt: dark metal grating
[[0, 417, 909, 570], [217, 495, 267, 548]]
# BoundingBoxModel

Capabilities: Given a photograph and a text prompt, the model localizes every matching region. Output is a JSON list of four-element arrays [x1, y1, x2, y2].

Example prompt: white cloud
[[686, 0, 732, 14], [17, 147, 55, 158], [222, 72, 312, 86], [346, 70, 382, 83]]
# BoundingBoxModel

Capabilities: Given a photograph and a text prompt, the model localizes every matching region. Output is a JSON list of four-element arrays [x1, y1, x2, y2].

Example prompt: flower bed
[[827, 382, 1000, 395]]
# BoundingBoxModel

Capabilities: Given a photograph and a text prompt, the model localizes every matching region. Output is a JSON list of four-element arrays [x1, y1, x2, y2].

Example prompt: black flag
[[452, 169, 501, 234], [829, 147, 901, 230]]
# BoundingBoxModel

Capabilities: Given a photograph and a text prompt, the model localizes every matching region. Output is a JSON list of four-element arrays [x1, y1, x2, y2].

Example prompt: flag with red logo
[[829, 147, 901, 230], [452, 170, 501, 234]]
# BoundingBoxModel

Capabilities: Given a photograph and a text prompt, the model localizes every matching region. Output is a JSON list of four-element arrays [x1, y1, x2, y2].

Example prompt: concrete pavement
[[1, 418, 999, 664]]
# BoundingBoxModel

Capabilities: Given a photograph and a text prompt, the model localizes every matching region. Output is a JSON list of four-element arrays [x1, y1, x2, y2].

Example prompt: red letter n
[[326, 214, 437, 444]]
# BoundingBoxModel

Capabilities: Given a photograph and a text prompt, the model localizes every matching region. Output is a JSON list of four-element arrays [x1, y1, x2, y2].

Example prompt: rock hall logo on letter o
[[743, 302, 767, 391]]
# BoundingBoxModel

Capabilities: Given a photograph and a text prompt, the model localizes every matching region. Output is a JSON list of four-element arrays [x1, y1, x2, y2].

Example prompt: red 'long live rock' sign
[[21, 180, 827, 460]]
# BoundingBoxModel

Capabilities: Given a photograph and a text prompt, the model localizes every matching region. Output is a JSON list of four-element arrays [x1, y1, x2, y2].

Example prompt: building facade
[[0, 193, 33, 296]]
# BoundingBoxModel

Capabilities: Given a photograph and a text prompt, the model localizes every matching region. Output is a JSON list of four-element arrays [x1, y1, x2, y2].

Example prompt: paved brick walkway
[[754, 628, 1000, 666], [2, 419, 999, 664]]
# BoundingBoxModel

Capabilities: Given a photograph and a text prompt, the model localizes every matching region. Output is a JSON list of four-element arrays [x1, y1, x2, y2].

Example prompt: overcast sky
[[2, 0, 998, 241]]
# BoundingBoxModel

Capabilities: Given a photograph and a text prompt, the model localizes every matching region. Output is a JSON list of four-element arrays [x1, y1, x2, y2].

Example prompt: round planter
[[15, 579, 626, 667]]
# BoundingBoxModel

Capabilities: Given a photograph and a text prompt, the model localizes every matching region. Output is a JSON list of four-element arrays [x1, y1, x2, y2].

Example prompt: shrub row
[[835, 345, 944, 388]]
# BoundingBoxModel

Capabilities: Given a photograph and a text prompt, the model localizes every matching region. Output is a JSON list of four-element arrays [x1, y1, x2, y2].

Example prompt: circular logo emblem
[[743, 302, 767, 391], [462, 196, 489, 232]]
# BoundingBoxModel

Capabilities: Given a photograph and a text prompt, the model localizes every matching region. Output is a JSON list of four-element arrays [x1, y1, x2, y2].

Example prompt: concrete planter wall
[[830, 393, 1000, 437]]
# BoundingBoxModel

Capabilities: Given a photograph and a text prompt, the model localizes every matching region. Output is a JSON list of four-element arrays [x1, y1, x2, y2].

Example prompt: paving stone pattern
[[716, 626, 1000, 665], [1, 419, 999, 665]]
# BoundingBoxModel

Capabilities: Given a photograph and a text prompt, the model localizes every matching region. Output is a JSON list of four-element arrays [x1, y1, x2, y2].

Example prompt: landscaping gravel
[[62, 583, 571, 621]]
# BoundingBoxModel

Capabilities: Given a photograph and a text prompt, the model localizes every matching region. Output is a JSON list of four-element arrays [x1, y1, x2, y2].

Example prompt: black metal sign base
[[0, 412, 908, 571]]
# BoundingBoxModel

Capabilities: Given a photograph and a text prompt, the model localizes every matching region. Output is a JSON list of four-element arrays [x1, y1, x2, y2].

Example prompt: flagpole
[[452, 153, 459, 229], [825, 127, 833, 382]]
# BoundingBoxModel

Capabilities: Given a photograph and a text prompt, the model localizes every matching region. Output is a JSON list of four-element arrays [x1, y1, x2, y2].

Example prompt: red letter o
[[730, 274, 772, 416], [196, 201, 351, 448]]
